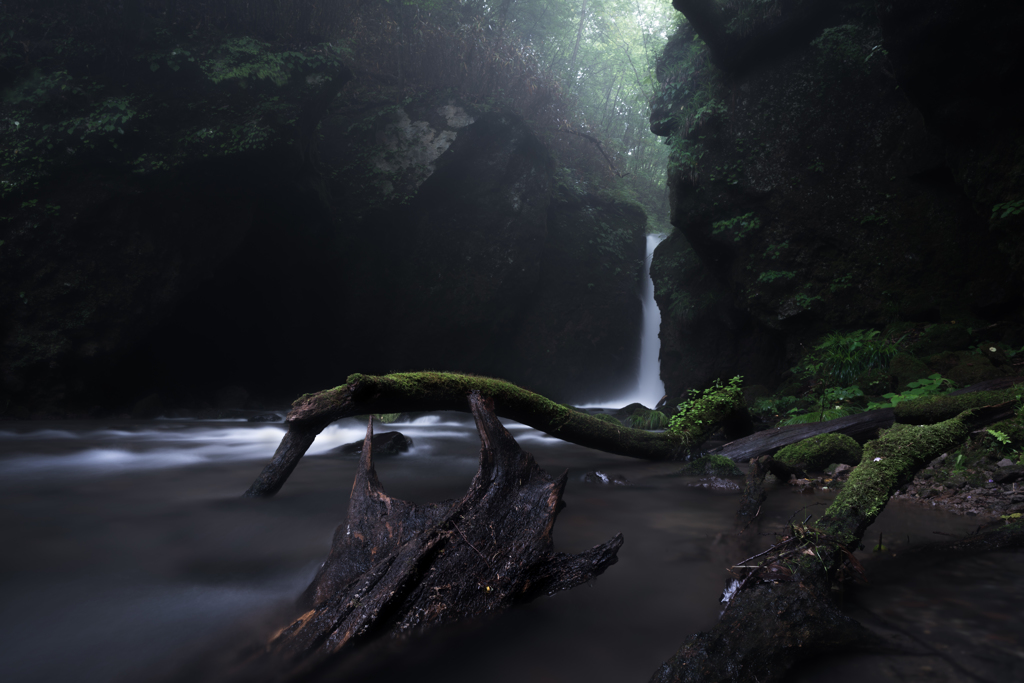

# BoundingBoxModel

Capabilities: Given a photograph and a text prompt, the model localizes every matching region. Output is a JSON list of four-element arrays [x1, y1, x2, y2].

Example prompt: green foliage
[[200, 37, 343, 87], [628, 409, 670, 430], [751, 395, 800, 423], [987, 429, 1012, 446], [776, 385, 866, 426], [757, 270, 795, 284], [796, 329, 899, 388], [992, 199, 1024, 220], [667, 376, 744, 444], [811, 24, 883, 75], [866, 373, 953, 410], [0, 25, 347, 201], [712, 212, 761, 242], [374, 413, 402, 423]]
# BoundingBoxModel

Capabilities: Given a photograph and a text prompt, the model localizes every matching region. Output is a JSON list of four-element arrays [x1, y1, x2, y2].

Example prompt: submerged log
[[245, 372, 698, 497], [240, 392, 622, 681], [653, 403, 1019, 683]]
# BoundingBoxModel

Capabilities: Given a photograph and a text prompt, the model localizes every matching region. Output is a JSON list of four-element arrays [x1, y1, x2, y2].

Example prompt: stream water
[[2, 415, 1021, 682]]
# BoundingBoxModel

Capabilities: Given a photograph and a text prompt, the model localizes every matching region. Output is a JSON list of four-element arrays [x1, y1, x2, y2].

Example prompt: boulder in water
[[332, 431, 413, 457]]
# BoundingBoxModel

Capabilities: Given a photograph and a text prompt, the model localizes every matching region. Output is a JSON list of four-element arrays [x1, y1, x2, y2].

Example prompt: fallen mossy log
[[234, 392, 622, 682], [894, 382, 1022, 425], [245, 372, 746, 497], [653, 404, 1013, 683], [708, 408, 896, 463], [709, 377, 1024, 464]]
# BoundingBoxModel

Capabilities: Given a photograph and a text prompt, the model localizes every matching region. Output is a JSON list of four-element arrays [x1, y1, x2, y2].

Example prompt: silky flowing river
[[1, 415, 1021, 682]]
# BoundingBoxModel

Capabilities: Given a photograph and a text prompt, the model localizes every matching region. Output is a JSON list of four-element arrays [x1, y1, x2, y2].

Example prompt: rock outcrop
[[649, 0, 1023, 402]]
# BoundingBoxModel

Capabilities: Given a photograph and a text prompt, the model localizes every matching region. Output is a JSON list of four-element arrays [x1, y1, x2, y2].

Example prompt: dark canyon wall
[[649, 0, 1024, 402]]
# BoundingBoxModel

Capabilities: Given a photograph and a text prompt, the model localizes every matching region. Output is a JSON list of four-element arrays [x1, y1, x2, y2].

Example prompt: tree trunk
[[245, 372, 702, 497], [231, 392, 622, 682]]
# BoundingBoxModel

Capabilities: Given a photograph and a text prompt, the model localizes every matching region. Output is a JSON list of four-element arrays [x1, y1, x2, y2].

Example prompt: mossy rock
[[775, 433, 863, 472], [890, 353, 931, 390], [672, 454, 742, 478], [944, 354, 1009, 386], [910, 323, 973, 356]]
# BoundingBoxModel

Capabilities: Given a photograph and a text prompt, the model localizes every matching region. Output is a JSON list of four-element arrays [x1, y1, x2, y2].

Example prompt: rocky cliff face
[[0, 31, 646, 414], [649, 0, 1022, 401]]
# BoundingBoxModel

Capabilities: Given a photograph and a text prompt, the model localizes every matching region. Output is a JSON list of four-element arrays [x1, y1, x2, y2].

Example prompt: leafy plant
[[778, 385, 864, 425], [757, 270, 796, 284], [992, 199, 1024, 220], [866, 374, 954, 410], [668, 376, 743, 437], [712, 213, 761, 242], [796, 329, 899, 387], [374, 413, 402, 423], [988, 429, 1012, 446]]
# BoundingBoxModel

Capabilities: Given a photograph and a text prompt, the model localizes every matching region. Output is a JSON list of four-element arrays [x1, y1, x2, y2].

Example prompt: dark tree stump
[[241, 391, 622, 681]]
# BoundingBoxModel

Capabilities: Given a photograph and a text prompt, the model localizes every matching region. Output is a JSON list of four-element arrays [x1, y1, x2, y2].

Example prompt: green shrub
[[667, 376, 745, 446], [797, 329, 899, 387]]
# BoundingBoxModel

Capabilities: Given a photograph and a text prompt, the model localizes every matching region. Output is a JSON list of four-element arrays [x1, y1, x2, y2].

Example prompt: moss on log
[[774, 433, 862, 472], [652, 405, 1011, 683], [892, 383, 1022, 425], [247, 372, 748, 497]]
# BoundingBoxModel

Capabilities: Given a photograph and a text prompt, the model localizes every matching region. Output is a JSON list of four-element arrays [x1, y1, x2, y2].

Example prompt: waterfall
[[632, 233, 668, 407], [583, 233, 667, 409]]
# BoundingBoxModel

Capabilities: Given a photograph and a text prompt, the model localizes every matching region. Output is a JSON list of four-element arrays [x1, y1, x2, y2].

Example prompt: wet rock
[[670, 454, 742, 478], [688, 477, 740, 492], [825, 463, 853, 478], [993, 466, 1024, 484], [581, 470, 632, 486], [332, 431, 413, 457]]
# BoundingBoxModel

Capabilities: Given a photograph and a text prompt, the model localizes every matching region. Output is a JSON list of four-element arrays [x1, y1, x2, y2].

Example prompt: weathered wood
[[710, 408, 896, 463], [238, 392, 623, 681], [245, 372, 694, 497]]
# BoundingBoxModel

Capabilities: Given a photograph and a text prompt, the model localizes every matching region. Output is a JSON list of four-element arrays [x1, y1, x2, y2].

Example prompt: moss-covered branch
[[247, 372, 746, 497], [653, 405, 1008, 682], [893, 383, 1021, 425]]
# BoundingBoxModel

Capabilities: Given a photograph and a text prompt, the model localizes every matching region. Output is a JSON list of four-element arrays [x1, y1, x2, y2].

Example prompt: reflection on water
[[0, 414, 1020, 682]]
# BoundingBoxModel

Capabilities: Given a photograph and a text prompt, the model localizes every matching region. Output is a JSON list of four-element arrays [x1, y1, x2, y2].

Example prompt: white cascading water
[[584, 233, 667, 409]]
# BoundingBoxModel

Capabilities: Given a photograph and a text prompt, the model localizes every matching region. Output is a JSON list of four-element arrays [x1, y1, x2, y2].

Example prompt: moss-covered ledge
[[246, 372, 695, 497]]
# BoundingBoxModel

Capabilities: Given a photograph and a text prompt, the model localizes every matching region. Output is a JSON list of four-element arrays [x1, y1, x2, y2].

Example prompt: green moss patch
[[775, 433, 862, 472], [893, 384, 1023, 425]]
